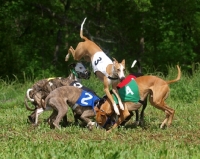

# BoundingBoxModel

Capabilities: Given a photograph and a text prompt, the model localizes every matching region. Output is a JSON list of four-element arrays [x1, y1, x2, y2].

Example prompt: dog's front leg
[[112, 86, 124, 111], [105, 88, 120, 115], [104, 79, 120, 115], [107, 104, 130, 132]]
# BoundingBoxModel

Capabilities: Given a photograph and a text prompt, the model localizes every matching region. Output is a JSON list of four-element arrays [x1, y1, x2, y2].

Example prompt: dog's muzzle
[[77, 70, 91, 79], [120, 77, 125, 82]]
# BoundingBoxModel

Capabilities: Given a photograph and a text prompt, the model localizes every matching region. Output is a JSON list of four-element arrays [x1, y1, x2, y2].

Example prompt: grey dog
[[43, 86, 101, 130], [25, 62, 91, 125]]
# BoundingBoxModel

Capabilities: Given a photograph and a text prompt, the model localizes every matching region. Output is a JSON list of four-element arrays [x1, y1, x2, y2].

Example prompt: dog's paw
[[119, 102, 124, 110], [113, 103, 120, 115], [53, 122, 61, 130], [133, 121, 140, 126], [86, 121, 96, 131]]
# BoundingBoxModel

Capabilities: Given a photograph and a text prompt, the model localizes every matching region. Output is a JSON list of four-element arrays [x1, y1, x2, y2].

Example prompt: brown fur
[[95, 65, 181, 131], [25, 77, 75, 123], [43, 86, 95, 129], [65, 18, 126, 115]]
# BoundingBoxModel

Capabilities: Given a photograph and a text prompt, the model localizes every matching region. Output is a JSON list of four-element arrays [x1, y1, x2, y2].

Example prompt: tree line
[[1, 0, 200, 80]]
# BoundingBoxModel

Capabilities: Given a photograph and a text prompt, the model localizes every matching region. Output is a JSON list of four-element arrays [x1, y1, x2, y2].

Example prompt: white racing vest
[[92, 51, 113, 76]]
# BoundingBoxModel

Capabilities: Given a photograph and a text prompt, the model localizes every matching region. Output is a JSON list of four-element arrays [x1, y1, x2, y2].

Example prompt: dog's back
[[44, 86, 82, 109]]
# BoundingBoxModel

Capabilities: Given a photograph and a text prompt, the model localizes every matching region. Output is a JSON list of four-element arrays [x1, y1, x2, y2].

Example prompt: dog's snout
[[85, 70, 91, 79], [120, 77, 125, 82]]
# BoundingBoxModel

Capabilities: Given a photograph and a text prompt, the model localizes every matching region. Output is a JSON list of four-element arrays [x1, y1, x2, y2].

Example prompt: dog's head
[[69, 62, 91, 79], [94, 99, 115, 130], [112, 58, 126, 81]]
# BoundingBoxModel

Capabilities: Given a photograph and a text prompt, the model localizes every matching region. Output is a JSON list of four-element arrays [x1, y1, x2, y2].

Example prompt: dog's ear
[[121, 59, 125, 67], [112, 57, 118, 64], [94, 106, 99, 112], [68, 63, 76, 68]]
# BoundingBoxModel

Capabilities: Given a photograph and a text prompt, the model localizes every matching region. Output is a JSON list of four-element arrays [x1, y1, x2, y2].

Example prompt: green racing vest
[[112, 75, 140, 104]]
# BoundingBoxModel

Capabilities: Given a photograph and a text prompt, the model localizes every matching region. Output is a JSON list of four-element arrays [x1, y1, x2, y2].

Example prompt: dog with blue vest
[[42, 84, 101, 130]]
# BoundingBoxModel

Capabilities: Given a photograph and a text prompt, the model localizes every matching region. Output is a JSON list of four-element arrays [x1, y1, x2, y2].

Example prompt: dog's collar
[[108, 76, 119, 80], [72, 103, 79, 110], [71, 69, 78, 78]]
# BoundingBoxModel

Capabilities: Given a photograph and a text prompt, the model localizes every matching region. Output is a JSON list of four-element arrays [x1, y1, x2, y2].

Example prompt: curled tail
[[167, 65, 181, 84], [26, 89, 34, 102], [80, 17, 88, 41], [24, 96, 36, 111], [25, 88, 36, 111]]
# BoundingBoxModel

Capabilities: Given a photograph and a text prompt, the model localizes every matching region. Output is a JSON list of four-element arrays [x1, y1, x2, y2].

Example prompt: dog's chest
[[107, 78, 119, 85], [92, 52, 113, 76]]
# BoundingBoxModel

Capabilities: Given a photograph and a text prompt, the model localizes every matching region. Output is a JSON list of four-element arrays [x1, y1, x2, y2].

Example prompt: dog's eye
[[79, 67, 82, 69]]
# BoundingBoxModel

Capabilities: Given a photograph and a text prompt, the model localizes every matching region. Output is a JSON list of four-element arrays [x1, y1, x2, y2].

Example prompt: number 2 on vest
[[81, 93, 93, 105]]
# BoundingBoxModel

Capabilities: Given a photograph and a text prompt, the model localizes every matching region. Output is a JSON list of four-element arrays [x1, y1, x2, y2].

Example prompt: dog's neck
[[107, 64, 120, 80]]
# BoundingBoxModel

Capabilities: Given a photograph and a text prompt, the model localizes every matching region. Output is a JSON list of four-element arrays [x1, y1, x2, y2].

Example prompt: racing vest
[[112, 75, 140, 104]]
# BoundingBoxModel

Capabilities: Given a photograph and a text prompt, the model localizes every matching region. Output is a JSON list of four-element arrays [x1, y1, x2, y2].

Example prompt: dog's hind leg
[[160, 106, 175, 128], [53, 106, 68, 130], [48, 110, 58, 129], [65, 46, 75, 61], [138, 97, 148, 127], [47, 97, 69, 129], [149, 88, 175, 128]]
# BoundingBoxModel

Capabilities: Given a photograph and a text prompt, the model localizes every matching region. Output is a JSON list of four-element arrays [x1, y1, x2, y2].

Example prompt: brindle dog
[[25, 62, 91, 125]]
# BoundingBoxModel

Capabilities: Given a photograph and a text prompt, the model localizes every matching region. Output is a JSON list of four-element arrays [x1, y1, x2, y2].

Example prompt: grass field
[[1, 66, 200, 159]]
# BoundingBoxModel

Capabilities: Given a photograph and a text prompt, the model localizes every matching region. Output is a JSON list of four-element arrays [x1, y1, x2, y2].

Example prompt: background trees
[[1, 0, 200, 80]]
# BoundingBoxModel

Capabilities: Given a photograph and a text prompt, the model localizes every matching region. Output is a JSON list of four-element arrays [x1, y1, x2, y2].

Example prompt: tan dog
[[65, 18, 125, 115], [95, 65, 181, 131]]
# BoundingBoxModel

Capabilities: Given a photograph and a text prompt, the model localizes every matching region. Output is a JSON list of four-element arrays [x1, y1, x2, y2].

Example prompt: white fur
[[49, 82, 53, 87], [81, 18, 87, 31], [75, 62, 87, 73], [26, 89, 34, 102], [35, 108, 44, 124], [92, 51, 113, 76], [118, 64, 125, 79], [131, 60, 137, 68], [35, 106, 52, 124], [113, 103, 120, 115], [118, 101, 124, 111]]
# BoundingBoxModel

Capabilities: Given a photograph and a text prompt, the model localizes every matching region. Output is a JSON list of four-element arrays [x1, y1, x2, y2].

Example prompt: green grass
[[1, 66, 200, 159]]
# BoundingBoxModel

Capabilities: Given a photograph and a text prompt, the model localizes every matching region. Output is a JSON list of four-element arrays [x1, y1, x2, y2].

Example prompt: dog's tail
[[24, 96, 36, 111], [166, 65, 181, 84], [26, 89, 34, 102], [80, 17, 88, 41]]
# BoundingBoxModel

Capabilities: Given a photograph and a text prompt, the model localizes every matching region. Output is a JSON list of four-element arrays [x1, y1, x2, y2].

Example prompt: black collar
[[108, 76, 118, 80]]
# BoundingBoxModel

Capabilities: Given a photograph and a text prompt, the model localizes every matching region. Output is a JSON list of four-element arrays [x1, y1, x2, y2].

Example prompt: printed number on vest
[[81, 93, 93, 105], [94, 57, 102, 66], [73, 82, 83, 88]]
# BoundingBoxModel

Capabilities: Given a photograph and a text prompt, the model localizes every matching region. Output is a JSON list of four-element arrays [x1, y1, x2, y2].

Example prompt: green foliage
[[0, 0, 200, 79], [1, 65, 200, 158]]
